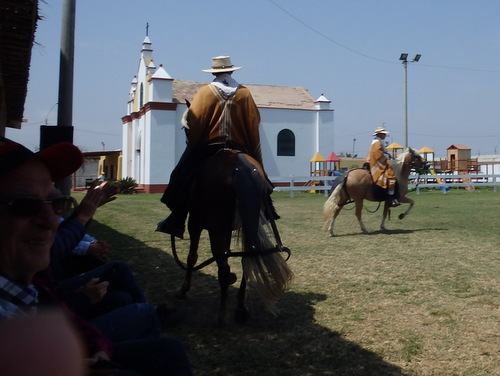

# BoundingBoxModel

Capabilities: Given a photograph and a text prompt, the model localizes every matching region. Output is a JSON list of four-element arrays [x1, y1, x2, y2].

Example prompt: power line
[[268, 0, 394, 64], [268, 0, 500, 73], [18, 120, 120, 137], [74, 128, 120, 137]]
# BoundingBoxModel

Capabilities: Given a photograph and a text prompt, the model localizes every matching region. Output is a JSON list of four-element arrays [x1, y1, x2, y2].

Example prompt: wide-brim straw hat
[[201, 56, 243, 73], [373, 126, 390, 136]]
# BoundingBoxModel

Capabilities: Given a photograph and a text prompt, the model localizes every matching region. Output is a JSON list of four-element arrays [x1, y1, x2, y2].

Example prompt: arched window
[[139, 83, 144, 108], [277, 129, 295, 156]]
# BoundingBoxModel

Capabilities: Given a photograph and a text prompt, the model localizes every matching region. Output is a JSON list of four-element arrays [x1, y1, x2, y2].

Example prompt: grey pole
[[399, 53, 421, 149], [403, 60, 408, 148], [56, 0, 76, 195]]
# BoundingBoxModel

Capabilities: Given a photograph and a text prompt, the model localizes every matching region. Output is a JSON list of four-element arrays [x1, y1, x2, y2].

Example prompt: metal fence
[[269, 174, 500, 197]]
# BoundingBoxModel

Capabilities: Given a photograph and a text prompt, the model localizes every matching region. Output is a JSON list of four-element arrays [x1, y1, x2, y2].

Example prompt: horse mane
[[389, 147, 418, 182]]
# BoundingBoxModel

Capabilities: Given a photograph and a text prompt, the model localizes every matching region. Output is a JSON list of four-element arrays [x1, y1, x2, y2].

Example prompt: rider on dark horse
[[365, 126, 401, 207], [158, 56, 275, 239]]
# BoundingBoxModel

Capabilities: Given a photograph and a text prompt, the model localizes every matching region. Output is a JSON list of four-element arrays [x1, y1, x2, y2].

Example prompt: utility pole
[[399, 53, 421, 148], [42, 0, 76, 196]]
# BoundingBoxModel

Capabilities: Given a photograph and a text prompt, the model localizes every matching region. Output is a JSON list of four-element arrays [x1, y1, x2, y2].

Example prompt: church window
[[277, 129, 295, 156], [140, 83, 144, 108]]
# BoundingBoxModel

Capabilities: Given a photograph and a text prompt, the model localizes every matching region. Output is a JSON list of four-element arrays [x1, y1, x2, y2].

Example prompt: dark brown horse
[[323, 148, 426, 236], [174, 149, 293, 326]]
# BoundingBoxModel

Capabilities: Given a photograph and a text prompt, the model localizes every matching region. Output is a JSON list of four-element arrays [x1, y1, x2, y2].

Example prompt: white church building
[[121, 37, 335, 193]]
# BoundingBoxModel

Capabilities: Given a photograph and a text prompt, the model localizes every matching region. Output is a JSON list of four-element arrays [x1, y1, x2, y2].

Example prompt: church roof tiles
[[172, 79, 318, 110]]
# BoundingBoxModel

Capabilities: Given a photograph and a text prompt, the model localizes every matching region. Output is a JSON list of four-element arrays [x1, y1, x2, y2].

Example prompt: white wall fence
[[270, 173, 500, 197]]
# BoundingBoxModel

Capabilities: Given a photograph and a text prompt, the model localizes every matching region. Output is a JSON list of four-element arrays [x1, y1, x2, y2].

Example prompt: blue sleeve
[[73, 240, 92, 256], [51, 218, 87, 263]]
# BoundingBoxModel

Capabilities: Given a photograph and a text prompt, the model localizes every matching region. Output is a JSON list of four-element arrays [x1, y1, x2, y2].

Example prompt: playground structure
[[290, 144, 491, 194], [387, 142, 405, 158], [430, 144, 479, 173], [305, 152, 342, 191]]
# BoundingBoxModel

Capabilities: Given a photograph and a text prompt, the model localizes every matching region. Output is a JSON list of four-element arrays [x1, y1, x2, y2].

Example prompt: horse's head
[[407, 148, 428, 172]]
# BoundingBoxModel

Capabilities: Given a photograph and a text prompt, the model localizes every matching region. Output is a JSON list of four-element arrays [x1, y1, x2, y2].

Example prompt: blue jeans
[[90, 303, 161, 342], [90, 303, 192, 376], [113, 337, 192, 376], [57, 261, 147, 318]]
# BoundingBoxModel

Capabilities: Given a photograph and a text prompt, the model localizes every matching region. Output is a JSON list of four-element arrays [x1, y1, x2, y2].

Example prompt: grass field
[[78, 188, 500, 376]]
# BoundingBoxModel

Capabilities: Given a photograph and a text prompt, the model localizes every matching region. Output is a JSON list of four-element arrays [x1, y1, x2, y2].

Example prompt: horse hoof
[[229, 272, 237, 285], [234, 307, 250, 324], [398, 214, 405, 220]]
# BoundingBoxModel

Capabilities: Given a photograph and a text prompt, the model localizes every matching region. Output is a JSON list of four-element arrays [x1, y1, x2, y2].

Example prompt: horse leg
[[354, 199, 368, 234], [380, 202, 390, 231], [234, 273, 249, 324], [328, 204, 343, 237], [176, 225, 201, 299], [209, 228, 236, 327], [398, 197, 414, 220], [215, 255, 237, 327]]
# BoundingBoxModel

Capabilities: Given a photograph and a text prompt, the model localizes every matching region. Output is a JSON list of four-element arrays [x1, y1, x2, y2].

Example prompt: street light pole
[[399, 53, 421, 148], [402, 57, 408, 148]]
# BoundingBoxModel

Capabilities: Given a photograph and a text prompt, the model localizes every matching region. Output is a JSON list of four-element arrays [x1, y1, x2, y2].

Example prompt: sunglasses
[[0, 196, 76, 217]]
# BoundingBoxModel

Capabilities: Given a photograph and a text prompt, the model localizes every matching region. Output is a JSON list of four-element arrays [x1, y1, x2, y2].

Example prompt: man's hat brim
[[201, 66, 243, 73], [0, 137, 83, 181]]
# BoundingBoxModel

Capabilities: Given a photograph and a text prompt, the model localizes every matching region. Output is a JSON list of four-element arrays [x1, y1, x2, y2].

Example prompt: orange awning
[[418, 146, 434, 153], [310, 152, 325, 162], [386, 142, 404, 150]]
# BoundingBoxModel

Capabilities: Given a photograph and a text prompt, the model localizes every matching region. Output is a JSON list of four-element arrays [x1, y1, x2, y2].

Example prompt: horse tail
[[233, 154, 293, 315], [323, 178, 347, 228]]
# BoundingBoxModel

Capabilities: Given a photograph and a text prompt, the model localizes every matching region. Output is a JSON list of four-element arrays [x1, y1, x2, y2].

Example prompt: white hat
[[201, 56, 243, 73], [373, 126, 389, 136]]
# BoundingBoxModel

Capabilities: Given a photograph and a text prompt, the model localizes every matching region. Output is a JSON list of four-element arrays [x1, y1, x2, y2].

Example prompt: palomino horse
[[174, 148, 293, 326], [323, 148, 426, 236]]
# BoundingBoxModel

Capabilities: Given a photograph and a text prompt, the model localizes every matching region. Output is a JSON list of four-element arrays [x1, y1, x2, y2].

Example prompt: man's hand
[[87, 241, 111, 262], [99, 182, 119, 206], [74, 182, 118, 225], [75, 278, 109, 305]]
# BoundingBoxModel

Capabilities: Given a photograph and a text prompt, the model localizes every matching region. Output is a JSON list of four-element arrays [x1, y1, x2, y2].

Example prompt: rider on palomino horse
[[365, 126, 400, 207], [158, 56, 273, 239]]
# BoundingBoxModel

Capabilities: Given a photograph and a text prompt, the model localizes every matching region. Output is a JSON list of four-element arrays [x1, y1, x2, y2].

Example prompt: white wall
[[260, 108, 334, 177], [148, 109, 179, 184]]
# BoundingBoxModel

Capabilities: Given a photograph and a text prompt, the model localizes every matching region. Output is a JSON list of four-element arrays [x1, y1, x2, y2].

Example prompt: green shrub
[[115, 177, 138, 194]]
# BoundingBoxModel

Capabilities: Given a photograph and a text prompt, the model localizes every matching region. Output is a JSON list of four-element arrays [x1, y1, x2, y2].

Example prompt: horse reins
[[170, 219, 291, 272]]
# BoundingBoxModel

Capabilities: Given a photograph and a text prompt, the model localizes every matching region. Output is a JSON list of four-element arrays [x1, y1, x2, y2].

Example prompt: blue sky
[[7, 0, 500, 158]]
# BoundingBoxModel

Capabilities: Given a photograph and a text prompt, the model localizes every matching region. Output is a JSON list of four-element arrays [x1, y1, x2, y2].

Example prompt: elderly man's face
[[0, 160, 59, 285]]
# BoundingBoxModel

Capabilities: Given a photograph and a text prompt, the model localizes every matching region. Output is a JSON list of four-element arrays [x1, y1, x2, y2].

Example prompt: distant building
[[433, 144, 479, 173], [476, 154, 500, 176], [73, 151, 121, 188], [121, 36, 335, 193]]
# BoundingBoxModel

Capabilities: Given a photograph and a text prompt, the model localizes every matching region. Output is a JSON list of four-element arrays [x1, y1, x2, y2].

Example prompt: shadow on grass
[[91, 220, 409, 376], [332, 227, 448, 237]]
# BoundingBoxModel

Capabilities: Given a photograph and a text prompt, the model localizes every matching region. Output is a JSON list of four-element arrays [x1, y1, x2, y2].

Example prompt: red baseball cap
[[0, 136, 83, 181]]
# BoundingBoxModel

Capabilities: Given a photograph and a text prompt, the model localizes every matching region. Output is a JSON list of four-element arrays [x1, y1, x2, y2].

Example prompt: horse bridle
[[169, 220, 291, 271], [407, 151, 428, 189]]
